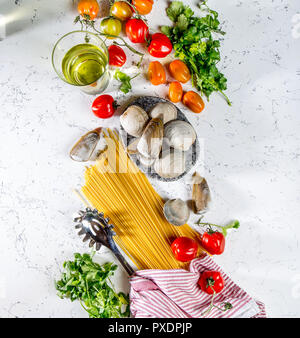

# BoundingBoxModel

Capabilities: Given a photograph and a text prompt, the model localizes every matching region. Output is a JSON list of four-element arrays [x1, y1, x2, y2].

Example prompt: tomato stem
[[74, 17, 145, 68], [200, 284, 233, 317], [196, 219, 240, 237]]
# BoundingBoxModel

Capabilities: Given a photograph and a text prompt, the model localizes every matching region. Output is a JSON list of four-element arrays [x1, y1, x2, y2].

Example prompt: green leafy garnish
[[55, 252, 130, 318], [161, 1, 231, 105], [114, 70, 139, 94]]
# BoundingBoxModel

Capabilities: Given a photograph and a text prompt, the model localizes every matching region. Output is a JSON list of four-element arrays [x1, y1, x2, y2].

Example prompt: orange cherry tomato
[[148, 61, 166, 86], [77, 0, 99, 20], [111, 1, 133, 21], [183, 91, 205, 113], [168, 81, 183, 103], [133, 0, 153, 15], [169, 60, 191, 84]]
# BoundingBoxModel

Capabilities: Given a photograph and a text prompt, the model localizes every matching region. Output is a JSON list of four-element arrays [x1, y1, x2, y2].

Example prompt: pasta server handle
[[74, 208, 135, 276]]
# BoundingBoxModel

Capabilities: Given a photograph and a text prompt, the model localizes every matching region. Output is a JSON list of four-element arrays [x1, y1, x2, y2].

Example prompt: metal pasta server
[[74, 208, 135, 276]]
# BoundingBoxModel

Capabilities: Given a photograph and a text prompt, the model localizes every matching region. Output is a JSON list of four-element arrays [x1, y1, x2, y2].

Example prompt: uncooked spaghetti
[[81, 129, 202, 270]]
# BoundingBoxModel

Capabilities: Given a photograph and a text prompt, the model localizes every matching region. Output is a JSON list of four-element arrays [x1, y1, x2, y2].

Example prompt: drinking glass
[[52, 30, 110, 95]]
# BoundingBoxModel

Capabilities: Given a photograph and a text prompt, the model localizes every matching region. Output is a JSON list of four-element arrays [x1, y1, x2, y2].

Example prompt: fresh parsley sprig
[[55, 252, 130, 318], [161, 1, 231, 105], [114, 70, 140, 94]]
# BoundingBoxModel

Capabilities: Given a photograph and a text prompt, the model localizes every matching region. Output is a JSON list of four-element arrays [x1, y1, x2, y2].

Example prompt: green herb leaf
[[114, 70, 140, 94], [161, 1, 230, 104], [55, 252, 130, 318], [166, 1, 185, 22], [160, 25, 172, 37], [114, 70, 132, 94], [176, 14, 189, 31]]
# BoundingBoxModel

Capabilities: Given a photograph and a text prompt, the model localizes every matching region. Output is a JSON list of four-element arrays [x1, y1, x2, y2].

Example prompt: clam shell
[[192, 172, 211, 214], [69, 128, 102, 162], [120, 105, 149, 137], [154, 149, 186, 179], [137, 118, 163, 159], [164, 120, 196, 151], [163, 199, 190, 226], [150, 102, 177, 124]]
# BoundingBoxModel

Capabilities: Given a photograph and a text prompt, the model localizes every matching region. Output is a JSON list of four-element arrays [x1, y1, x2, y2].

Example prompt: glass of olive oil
[[52, 31, 109, 95]]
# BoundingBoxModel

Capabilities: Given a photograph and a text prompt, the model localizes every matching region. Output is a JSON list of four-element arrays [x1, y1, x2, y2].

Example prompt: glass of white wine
[[52, 31, 110, 95]]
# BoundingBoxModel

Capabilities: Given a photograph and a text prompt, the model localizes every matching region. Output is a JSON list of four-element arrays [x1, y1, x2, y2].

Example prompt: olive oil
[[62, 43, 108, 86]]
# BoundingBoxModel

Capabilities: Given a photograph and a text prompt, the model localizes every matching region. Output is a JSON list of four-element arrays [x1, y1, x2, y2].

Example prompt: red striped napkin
[[130, 255, 266, 318]]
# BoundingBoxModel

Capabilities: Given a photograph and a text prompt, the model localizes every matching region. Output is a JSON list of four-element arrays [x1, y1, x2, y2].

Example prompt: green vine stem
[[74, 15, 145, 68], [195, 218, 240, 237], [200, 278, 233, 317]]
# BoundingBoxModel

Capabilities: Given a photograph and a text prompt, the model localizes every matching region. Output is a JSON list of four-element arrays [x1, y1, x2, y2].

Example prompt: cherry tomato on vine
[[108, 45, 127, 67], [148, 33, 172, 58], [111, 1, 132, 21], [169, 60, 191, 84], [126, 18, 149, 43], [92, 95, 117, 119], [201, 230, 225, 255], [168, 81, 183, 103], [133, 0, 153, 15], [100, 17, 122, 39], [183, 91, 205, 114], [198, 271, 224, 295], [148, 61, 166, 85], [77, 0, 100, 20], [171, 237, 198, 262]]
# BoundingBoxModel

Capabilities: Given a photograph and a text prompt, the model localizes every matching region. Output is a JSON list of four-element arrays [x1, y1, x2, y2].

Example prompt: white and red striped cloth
[[130, 255, 266, 318]]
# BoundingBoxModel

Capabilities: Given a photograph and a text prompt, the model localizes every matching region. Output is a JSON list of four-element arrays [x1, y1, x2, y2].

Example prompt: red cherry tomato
[[171, 237, 198, 262], [201, 230, 225, 255], [198, 270, 224, 295], [148, 33, 172, 58], [108, 45, 127, 67], [125, 18, 149, 43], [92, 95, 116, 119]]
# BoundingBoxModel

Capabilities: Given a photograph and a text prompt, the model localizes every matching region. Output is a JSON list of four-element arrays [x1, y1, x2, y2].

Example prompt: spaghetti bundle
[[82, 129, 203, 270]]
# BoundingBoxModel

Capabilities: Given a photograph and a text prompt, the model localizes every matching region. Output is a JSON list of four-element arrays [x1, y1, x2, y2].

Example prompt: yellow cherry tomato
[[111, 1, 133, 21], [169, 60, 191, 84], [148, 61, 166, 86], [77, 0, 99, 20], [183, 91, 205, 113], [100, 17, 122, 39], [133, 0, 153, 15], [168, 81, 183, 103]]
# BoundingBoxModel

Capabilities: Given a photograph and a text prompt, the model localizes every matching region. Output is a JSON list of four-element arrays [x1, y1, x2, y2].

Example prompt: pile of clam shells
[[120, 101, 197, 180]]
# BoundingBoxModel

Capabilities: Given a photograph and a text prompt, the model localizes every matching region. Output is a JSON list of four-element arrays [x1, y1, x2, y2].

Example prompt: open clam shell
[[70, 128, 102, 162], [137, 118, 163, 159], [192, 172, 211, 214]]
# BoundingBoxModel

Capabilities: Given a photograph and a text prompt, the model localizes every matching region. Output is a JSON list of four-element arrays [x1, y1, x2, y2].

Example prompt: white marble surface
[[0, 0, 300, 318]]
